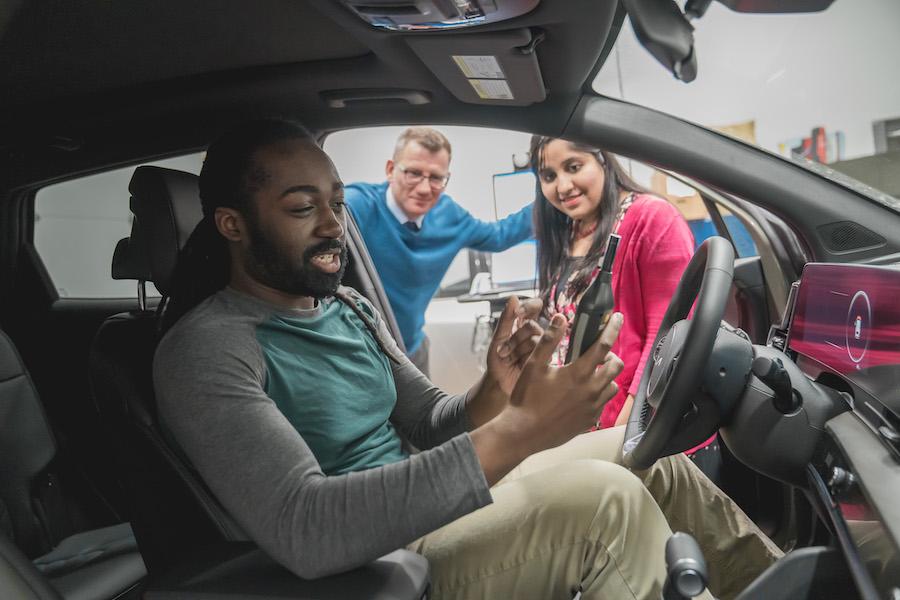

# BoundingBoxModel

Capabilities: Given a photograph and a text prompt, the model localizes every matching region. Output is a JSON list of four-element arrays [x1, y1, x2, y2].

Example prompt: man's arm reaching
[[155, 323, 492, 580], [156, 295, 623, 580]]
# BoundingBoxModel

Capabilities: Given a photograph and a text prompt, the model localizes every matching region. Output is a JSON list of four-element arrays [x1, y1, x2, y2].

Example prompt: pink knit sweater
[[600, 194, 694, 427], [550, 194, 708, 441]]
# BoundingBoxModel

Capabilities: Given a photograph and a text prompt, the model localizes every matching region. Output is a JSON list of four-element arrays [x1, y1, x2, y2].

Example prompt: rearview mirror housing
[[716, 0, 835, 13], [622, 0, 697, 83]]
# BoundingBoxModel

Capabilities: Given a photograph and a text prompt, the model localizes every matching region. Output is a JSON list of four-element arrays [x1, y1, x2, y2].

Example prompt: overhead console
[[339, 0, 540, 31], [337, 1, 547, 106]]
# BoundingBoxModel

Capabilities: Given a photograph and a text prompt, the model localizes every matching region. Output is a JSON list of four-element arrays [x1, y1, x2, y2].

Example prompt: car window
[[325, 126, 534, 393], [34, 153, 204, 298], [325, 127, 758, 392], [619, 160, 758, 258], [325, 125, 535, 293], [592, 0, 900, 212]]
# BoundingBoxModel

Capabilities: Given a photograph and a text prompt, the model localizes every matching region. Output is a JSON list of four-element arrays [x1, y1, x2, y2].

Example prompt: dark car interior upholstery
[[0, 531, 63, 600], [0, 328, 146, 600], [124, 167, 204, 299], [89, 166, 430, 598], [90, 167, 241, 573]]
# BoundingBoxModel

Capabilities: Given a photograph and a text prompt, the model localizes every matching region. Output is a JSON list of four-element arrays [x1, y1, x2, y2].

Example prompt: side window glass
[[325, 132, 768, 393], [33, 153, 203, 298], [324, 126, 534, 393], [645, 169, 758, 258], [325, 126, 535, 296]]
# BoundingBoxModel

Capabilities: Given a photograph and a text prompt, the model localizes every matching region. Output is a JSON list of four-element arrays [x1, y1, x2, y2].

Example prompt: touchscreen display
[[789, 263, 900, 411]]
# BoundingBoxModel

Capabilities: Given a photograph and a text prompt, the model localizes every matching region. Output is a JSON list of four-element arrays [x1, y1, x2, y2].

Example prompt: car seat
[[0, 327, 146, 600]]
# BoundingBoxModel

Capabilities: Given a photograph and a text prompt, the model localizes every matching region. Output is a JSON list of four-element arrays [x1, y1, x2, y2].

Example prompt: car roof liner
[[0, 0, 619, 185]]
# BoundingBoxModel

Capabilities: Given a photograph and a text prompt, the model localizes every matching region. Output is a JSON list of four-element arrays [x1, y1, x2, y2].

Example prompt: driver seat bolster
[[34, 523, 146, 600], [33, 523, 141, 578]]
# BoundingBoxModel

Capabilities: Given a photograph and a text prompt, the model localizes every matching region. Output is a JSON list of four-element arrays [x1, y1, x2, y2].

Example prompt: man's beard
[[244, 222, 348, 299]]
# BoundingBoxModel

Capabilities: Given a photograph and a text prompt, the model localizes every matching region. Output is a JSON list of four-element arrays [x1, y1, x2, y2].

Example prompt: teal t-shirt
[[256, 298, 408, 475], [155, 286, 491, 578]]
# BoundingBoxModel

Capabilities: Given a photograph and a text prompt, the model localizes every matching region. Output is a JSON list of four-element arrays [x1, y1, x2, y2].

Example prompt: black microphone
[[565, 234, 620, 364]]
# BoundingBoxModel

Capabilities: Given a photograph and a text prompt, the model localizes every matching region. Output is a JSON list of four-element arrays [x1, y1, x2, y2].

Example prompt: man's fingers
[[492, 296, 521, 358], [528, 314, 567, 366], [507, 330, 542, 367], [576, 312, 623, 372], [595, 352, 625, 386], [592, 380, 620, 410], [504, 319, 542, 358], [589, 353, 624, 409], [516, 298, 543, 326]]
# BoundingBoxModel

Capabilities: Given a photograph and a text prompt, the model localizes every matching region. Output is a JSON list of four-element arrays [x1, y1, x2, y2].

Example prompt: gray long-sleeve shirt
[[153, 286, 492, 578]]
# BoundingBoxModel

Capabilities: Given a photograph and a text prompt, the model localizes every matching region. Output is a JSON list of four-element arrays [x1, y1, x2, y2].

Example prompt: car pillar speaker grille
[[817, 221, 885, 253]]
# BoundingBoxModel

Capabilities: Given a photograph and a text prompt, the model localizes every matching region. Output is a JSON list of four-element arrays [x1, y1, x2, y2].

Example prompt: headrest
[[121, 166, 204, 296], [111, 237, 151, 282]]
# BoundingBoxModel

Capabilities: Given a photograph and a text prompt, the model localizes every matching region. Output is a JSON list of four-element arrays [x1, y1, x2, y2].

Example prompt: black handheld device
[[564, 234, 620, 364]]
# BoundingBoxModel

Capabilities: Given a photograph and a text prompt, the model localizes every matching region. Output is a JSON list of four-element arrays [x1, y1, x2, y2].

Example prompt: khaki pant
[[408, 426, 782, 600]]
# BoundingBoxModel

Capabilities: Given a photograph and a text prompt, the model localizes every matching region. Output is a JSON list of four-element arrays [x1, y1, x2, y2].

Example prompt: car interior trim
[[569, 95, 900, 266], [662, 169, 792, 320]]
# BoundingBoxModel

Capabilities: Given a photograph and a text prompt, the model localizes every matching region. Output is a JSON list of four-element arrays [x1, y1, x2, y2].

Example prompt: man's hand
[[471, 312, 625, 485], [506, 312, 624, 454], [485, 296, 544, 396]]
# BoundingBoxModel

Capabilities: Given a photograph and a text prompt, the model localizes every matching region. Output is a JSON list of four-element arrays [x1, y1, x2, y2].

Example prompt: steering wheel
[[622, 236, 735, 470]]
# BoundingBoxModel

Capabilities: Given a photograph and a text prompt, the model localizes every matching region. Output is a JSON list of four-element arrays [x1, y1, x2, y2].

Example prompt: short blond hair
[[393, 127, 452, 160]]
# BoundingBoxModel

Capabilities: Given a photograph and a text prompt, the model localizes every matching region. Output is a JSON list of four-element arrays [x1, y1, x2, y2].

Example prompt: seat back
[[90, 166, 244, 573], [0, 329, 58, 558]]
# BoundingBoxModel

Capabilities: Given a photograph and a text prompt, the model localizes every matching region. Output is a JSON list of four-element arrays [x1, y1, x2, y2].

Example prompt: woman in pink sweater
[[529, 136, 718, 469]]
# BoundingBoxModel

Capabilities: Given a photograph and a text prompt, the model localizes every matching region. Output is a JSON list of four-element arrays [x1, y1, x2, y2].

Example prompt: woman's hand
[[614, 394, 635, 427], [485, 296, 544, 396]]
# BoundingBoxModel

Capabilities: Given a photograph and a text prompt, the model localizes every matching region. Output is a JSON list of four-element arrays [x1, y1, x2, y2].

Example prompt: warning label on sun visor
[[452, 55, 505, 79], [452, 55, 514, 100], [468, 79, 513, 100]]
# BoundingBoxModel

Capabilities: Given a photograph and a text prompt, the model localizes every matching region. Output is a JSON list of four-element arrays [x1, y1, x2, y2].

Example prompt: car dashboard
[[776, 262, 900, 599]]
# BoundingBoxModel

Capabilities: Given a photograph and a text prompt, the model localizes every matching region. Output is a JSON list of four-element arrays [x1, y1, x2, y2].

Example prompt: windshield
[[592, 0, 900, 212]]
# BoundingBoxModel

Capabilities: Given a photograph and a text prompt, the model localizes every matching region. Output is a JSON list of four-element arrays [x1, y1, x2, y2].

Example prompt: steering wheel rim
[[622, 236, 735, 470]]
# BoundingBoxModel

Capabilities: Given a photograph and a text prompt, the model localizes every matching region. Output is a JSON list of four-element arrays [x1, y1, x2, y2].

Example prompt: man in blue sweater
[[346, 127, 533, 375]]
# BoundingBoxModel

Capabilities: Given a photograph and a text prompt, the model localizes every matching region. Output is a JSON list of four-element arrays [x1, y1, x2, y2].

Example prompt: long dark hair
[[160, 118, 313, 333], [530, 136, 649, 313]]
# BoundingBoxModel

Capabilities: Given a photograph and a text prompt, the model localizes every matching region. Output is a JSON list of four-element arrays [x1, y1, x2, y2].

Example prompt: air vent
[[817, 221, 886, 253], [341, 0, 539, 31]]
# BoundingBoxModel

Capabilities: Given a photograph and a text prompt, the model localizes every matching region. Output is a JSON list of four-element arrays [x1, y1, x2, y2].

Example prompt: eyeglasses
[[396, 164, 450, 190]]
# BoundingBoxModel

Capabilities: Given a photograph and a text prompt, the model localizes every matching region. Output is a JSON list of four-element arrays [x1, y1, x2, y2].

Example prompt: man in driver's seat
[[154, 119, 781, 600]]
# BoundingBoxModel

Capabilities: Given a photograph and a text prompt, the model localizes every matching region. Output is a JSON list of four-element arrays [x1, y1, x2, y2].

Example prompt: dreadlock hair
[[160, 118, 314, 333], [529, 136, 649, 316]]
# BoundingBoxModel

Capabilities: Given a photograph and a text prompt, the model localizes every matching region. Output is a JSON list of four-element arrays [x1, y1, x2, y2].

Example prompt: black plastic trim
[[566, 95, 900, 265], [805, 463, 879, 600]]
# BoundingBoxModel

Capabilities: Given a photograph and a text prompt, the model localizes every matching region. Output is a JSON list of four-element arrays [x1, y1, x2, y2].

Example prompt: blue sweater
[[346, 181, 533, 354]]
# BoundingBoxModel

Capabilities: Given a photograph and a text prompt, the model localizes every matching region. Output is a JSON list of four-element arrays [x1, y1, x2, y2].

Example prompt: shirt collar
[[385, 185, 425, 228]]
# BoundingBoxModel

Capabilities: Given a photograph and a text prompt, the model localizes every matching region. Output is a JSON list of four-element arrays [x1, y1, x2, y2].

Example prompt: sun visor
[[406, 28, 546, 106]]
